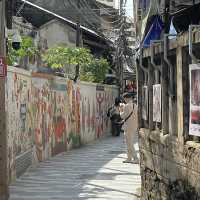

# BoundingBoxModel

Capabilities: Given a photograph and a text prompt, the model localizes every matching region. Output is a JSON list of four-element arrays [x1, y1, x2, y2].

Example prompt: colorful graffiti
[[96, 86, 105, 138], [6, 70, 32, 182], [6, 67, 118, 182]]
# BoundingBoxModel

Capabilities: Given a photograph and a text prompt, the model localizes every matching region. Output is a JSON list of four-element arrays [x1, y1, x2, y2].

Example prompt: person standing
[[107, 97, 123, 136], [120, 93, 139, 164]]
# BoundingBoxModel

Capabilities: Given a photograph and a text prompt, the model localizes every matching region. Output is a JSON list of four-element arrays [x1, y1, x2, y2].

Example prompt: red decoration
[[0, 56, 7, 77]]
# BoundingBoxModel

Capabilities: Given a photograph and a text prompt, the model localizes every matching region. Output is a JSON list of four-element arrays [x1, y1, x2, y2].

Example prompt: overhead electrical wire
[[87, 0, 121, 17], [65, 0, 118, 42], [15, 0, 35, 26], [80, 0, 123, 25], [113, 0, 136, 74], [16, 0, 27, 16], [15, 0, 134, 53], [63, 0, 124, 41], [63, 0, 98, 29], [80, 0, 126, 36]]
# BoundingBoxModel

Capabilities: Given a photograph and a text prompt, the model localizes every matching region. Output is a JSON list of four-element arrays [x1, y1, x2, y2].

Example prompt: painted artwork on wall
[[189, 64, 200, 136], [7, 67, 118, 182], [153, 84, 161, 122], [142, 86, 148, 120], [6, 71, 32, 182], [96, 85, 105, 138]]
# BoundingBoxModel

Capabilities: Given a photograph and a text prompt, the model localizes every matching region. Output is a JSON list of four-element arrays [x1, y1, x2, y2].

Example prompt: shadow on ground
[[9, 136, 141, 200]]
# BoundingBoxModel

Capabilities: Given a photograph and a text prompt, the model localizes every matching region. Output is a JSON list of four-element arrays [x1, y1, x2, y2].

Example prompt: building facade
[[137, 2, 200, 199], [39, 19, 76, 48]]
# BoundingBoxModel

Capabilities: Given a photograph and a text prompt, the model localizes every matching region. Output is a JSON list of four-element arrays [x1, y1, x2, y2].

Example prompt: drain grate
[[16, 149, 32, 178]]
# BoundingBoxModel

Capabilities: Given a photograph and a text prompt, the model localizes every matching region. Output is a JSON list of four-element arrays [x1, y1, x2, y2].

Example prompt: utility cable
[[87, 0, 120, 17], [80, 0, 123, 25], [63, 0, 98, 31], [16, 0, 27, 16], [65, 0, 122, 41]]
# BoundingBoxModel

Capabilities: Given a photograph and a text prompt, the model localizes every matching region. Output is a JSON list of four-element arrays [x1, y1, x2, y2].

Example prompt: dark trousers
[[111, 121, 121, 136]]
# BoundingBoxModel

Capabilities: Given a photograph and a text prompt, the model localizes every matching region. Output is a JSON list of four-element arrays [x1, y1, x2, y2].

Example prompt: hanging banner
[[142, 15, 164, 47], [153, 84, 161, 122], [0, 56, 7, 77], [189, 64, 200, 136], [140, 0, 160, 42], [142, 86, 148, 120]]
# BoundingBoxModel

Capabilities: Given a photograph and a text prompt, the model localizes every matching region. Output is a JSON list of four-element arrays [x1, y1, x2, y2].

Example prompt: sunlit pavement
[[10, 136, 141, 200]]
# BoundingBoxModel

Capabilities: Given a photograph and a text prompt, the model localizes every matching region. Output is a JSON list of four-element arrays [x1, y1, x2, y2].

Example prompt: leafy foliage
[[80, 58, 110, 83], [43, 46, 110, 83], [7, 36, 37, 66], [43, 46, 93, 68]]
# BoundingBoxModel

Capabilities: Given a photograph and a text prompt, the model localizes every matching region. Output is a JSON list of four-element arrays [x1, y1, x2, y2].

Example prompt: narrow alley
[[9, 137, 141, 200]]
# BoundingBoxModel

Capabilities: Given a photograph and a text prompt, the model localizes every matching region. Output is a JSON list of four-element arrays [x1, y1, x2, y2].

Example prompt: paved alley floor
[[9, 136, 141, 200]]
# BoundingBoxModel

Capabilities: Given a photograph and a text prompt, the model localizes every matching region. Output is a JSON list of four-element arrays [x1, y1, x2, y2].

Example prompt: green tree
[[7, 36, 37, 66], [43, 46, 93, 78], [43, 46, 110, 83], [43, 46, 93, 68], [80, 58, 110, 83]]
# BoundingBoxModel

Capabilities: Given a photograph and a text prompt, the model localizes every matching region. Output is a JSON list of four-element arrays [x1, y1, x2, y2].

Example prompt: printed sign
[[153, 84, 161, 122], [189, 64, 200, 136], [0, 57, 7, 77]]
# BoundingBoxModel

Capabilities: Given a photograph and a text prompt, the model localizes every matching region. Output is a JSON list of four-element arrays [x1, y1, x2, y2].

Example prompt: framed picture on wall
[[189, 64, 200, 136], [153, 84, 161, 122], [142, 86, 148, 120]]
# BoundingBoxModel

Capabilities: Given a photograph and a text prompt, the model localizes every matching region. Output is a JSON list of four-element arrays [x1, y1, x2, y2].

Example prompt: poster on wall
[[142, 86, 148, 120], [189, 64, 200, 136], [153, 84, 161, 122]]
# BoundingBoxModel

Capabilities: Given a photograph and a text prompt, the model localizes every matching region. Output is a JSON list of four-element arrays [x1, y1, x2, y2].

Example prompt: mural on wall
[[7, 68, 118, 183], [80, 83, 97, 143], [190, 64, 200, 136], [153, 84, 161, 122], [51, 82, 68, 155], [6, 71, 32, 181], [95, 85, 117, 138], [104, 87, 117, 131], [66, 80, 81, 148], [96, 85, 105, 138], [31, 77, 52, 162], [31, 78, 83, 161]]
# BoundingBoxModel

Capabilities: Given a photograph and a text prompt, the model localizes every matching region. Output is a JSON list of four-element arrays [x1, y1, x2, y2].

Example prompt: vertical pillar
[[137, 60, 143, 129], [0, 0, 8, 199], [161, 59, 169, 135], [176, 45, 184, 143], [148, 58, 154, 131]]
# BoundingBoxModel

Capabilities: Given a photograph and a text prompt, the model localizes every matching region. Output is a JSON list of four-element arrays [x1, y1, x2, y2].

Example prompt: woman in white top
[[120, 93, 138, 164]]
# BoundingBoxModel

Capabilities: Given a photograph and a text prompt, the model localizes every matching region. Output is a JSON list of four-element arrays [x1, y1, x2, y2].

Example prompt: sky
[[115, 0, 134, 18], [125, 0, 133, 17]]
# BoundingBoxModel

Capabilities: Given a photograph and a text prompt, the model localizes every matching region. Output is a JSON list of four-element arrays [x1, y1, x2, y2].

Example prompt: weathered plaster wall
[[39, 19, 76, 48], [6, 68, 33, 181], [137, 33, 200, 200], [139, 129, 200, 200], [7, 67, 118, 183]]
